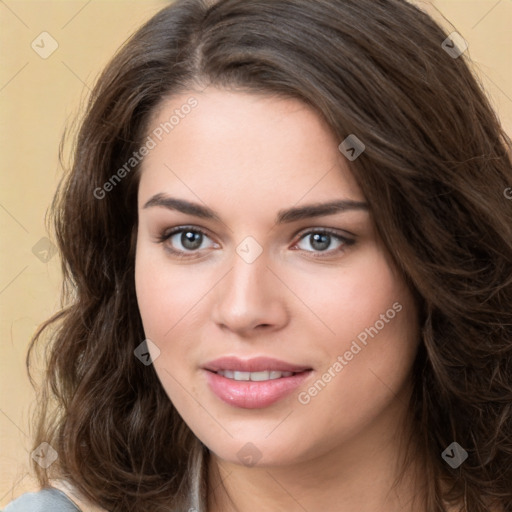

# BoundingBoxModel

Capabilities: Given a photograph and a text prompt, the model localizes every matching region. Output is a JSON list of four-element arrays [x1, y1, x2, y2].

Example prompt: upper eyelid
[[161, 224, 352, 236]]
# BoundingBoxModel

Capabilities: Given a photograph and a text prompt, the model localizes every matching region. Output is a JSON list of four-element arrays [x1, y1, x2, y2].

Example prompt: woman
[[5, 0, 512, 510]]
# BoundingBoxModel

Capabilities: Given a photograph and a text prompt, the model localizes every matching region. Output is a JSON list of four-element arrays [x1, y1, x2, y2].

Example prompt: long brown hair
[[27, 0, 512, 510]]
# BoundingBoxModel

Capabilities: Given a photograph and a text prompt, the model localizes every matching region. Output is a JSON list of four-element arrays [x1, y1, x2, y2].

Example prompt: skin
[[134, 87, 423, 511]]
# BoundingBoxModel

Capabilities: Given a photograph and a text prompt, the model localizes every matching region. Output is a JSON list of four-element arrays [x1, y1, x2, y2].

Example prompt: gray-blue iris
[[182, 231, 203, 250], [310, 233, 330, 251]]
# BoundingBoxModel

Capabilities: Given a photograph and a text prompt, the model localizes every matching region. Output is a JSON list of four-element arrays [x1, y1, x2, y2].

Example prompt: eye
[[156, 226, 218, 257], [156, 226, 354, 259], [293, 229, 354, 257]]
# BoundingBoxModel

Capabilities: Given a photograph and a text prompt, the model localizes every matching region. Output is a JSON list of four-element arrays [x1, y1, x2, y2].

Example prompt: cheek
[[292, 244, 415, 355], [134, 247, 203, 407], [134, 244, 208, 341], [296, 246, 419, 412], [287, 253, 418, 456], [135, 248, 168, 339]]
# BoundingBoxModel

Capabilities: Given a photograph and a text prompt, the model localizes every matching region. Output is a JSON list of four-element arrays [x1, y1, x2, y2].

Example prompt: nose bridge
[[212, 241, 287, 333], [224, 246, 270, 311]]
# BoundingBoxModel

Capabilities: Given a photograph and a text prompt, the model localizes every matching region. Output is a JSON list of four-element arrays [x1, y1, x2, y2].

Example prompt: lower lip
[[204, 370, 312, 409]]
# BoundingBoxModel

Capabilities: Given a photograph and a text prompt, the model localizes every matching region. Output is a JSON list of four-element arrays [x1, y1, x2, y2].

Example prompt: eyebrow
[[142, 193, 369, 224]]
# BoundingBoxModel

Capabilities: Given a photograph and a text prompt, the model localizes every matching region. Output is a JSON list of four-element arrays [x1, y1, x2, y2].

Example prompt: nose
[[211, 248, 289, 336]]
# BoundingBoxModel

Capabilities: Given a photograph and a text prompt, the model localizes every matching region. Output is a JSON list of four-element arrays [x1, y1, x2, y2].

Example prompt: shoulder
[[49, 479, 108, 512], [3, 487, 82, 511], [3, 480, 108, 512]]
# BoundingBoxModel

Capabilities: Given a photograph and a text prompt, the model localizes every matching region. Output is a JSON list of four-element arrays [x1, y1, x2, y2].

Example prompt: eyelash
[[155, 225, 355, 260]]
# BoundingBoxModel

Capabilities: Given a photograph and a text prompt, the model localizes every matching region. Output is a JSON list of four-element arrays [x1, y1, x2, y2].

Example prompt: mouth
[[202, 356, 314, 409], [211, 369, 305, 381]]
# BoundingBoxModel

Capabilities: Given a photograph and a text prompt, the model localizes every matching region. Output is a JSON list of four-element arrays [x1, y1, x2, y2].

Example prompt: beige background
[[0, 0, 511, 506]]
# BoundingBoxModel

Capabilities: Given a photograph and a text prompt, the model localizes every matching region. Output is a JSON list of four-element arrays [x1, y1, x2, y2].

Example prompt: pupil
[[311, 233, 330, 251], [182, 231, 202, 250]]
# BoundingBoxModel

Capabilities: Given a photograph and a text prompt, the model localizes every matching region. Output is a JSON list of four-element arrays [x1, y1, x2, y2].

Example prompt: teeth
[[217, 370, 294, 381]]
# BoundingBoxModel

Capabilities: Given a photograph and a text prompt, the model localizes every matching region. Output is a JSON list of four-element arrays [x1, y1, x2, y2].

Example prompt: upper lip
[[203, 356, 312, 373]]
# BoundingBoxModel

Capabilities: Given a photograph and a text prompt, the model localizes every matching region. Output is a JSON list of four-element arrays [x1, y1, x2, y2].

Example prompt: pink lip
[[203, 356, 312, 373], [202, 356, 313, 409], [204, 370, 312, 409]]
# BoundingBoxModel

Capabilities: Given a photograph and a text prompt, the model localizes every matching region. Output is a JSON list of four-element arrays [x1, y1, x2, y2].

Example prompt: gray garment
[[3, 488, 82, 512]]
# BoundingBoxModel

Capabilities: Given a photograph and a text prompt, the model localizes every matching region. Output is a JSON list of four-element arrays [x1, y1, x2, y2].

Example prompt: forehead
[[138, 88, 364, 207]]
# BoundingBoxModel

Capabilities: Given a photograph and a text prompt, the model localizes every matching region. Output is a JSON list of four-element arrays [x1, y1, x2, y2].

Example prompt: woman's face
[[135, 87, 419, 468]]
